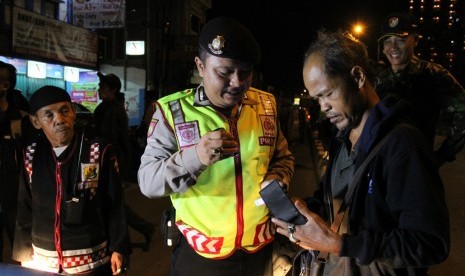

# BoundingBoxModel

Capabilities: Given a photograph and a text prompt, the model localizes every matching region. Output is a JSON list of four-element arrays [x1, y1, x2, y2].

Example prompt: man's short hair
[[29, 85, 71, 114], [198, 17, 261, 65], [304, 29, 375, 84], [97, 72, 122, 92]]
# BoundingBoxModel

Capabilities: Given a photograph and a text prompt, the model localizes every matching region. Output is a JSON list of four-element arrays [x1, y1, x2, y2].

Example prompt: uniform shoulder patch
[[147, 118, 158, 138]]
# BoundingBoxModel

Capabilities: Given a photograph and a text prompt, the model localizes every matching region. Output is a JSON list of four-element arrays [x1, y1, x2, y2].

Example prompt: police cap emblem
[[198, 17, 261, 64], [209, 35, 225, 55], [388, 17, 399, 28]]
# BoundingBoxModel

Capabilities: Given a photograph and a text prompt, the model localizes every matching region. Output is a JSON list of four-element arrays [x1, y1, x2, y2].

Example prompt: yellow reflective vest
[[158, 87, 278, 258]]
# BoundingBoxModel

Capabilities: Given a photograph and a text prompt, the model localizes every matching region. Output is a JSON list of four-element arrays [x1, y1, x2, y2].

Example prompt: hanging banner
[[73, 0, 126, 29], [12, 7, 98, 68]]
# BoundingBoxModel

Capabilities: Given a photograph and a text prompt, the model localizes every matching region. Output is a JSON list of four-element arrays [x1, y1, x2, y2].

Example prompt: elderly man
[[13, 85, 129, 275], [376, 12, 465, 166], [272, 30, 449, 275], [138, 17, 294, 275]]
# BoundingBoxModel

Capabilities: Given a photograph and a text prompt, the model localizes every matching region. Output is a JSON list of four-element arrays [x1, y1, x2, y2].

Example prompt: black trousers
[[0, 211, 16, 262], [170, 237, 273, 276]]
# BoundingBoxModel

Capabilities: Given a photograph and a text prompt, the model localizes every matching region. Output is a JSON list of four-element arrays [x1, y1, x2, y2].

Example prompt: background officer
[[376, 12, 465, 166]]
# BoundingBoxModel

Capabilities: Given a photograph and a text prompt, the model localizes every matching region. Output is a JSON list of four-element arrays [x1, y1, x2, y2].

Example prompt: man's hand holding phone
[[259, 179, 307, 225]]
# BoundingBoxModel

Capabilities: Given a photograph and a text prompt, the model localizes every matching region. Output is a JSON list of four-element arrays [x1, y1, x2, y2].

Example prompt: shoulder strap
[[169, 100, 185, 124], [318, 124, 403, 261], [333, 125, 402, 230]]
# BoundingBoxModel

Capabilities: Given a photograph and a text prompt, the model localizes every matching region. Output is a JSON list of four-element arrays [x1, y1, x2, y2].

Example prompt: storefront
[[1, 6, 144, 126]]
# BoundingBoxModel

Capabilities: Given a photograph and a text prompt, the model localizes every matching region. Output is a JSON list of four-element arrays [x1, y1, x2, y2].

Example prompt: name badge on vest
[[175, 121, 200, 149], [80, 163, 99, 198], [259, 115, 276, 146]]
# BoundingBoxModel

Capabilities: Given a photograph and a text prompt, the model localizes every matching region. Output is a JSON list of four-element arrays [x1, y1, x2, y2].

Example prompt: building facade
[[0, 0, 214, 124], [409, 0, 465, 83]]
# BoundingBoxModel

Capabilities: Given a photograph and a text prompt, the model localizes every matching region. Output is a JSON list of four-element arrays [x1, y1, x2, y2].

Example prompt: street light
[[352, 23, 364, 37]]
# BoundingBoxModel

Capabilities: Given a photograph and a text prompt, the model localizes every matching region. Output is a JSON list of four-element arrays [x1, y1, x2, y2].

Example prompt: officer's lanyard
[[72, 132, 85, 199], [230, 104, 242, 120], [212, 103, 242, 121]]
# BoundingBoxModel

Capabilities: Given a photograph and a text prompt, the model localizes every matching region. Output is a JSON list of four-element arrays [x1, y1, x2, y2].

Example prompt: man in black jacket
[[13, 86, 129, 275], [272, 30, 449, 275], [0, 61, 28, 262]]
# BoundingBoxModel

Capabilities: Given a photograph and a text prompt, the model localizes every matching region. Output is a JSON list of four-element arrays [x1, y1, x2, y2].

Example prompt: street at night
[[1, 0, 465, 275]]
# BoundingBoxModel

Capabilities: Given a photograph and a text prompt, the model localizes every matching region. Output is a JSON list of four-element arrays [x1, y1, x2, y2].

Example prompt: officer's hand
[[196, 128, 239, 166]]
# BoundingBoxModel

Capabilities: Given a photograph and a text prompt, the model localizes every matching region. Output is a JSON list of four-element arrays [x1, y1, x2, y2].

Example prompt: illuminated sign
[[27, 61, 46, 79], [126, 41, 145, 55]]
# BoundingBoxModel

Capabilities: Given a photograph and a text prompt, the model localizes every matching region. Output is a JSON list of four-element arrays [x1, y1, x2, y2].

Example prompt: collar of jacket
[[357, 95, 410, 157], [41, 132, 79, 163], [193, 83, 259, 108], [333, 95, 410, 164]]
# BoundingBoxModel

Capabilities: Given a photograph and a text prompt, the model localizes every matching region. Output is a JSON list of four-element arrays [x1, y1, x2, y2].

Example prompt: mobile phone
[[259, 180, 307, 225]]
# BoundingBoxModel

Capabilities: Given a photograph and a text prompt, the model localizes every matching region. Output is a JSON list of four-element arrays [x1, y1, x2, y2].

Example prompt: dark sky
[[208, 0, 408, 94]]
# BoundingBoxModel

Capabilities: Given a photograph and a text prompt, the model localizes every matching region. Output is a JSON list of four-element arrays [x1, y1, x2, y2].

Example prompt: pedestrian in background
[[95, 72, 155, 252], [376, 12, 465, 166], [95, 72, 133, 181], [138, 17, 295, 275], [13, 85, 129, 274], [0, 61, 29, 262], [272, 30, 449, 275]]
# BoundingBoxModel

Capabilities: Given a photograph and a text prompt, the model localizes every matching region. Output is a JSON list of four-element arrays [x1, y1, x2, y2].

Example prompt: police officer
[[138, 17, 295, 275], [13, 86, 129, 275], [376, 12, 465, 166]]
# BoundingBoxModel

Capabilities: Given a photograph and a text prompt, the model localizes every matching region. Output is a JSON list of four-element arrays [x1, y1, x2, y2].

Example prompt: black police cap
[[378, 12, 417, 42], [199, 17, 261, 65]]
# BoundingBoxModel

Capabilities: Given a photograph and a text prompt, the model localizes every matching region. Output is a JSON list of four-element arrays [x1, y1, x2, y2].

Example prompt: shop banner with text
[[73, 0, 126, 29], [12, 7, 98, 68]]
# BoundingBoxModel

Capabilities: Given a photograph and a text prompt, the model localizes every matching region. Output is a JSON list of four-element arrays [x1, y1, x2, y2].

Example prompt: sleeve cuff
[[339, 233, 376, 265], [181, 146, 207, 179]]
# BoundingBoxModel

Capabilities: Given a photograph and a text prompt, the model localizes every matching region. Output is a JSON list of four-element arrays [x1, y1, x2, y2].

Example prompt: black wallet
[[259, 180, 307, 225]]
